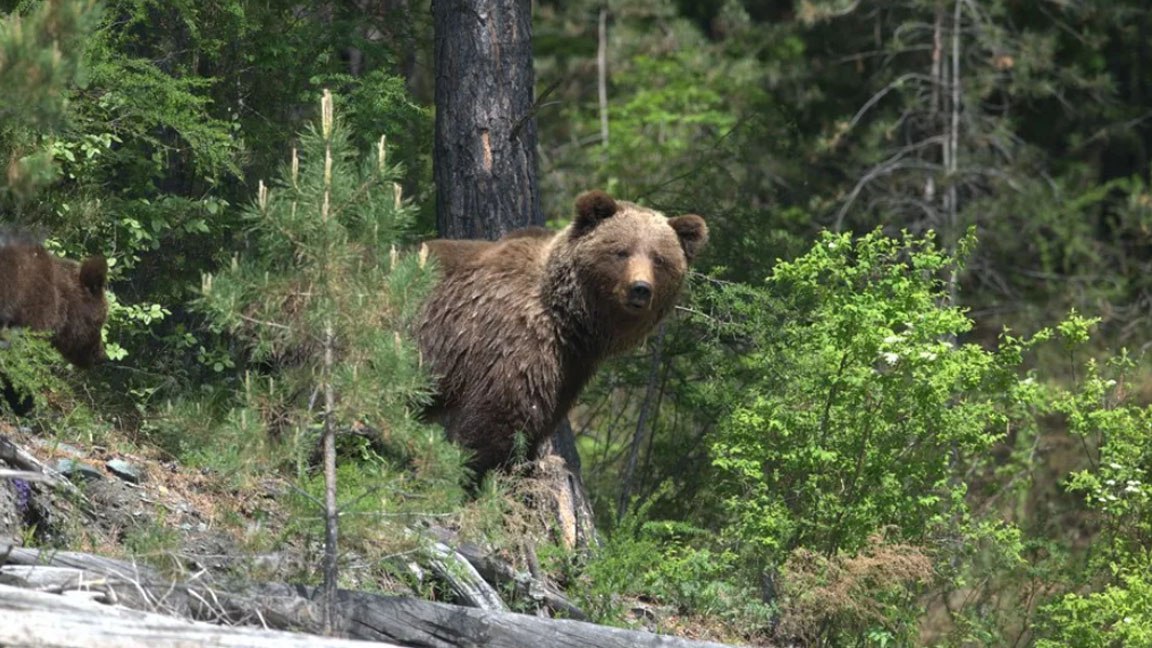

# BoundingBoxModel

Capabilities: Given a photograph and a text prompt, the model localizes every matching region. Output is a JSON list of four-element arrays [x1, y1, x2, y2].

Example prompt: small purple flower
[[12, 478, 31, 514]]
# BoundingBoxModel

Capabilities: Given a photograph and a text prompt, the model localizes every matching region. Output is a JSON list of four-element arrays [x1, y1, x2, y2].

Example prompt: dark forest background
[[3, 1, 1152, 645]]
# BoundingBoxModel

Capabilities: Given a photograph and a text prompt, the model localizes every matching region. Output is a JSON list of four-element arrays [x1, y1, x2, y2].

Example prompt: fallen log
[[424, 525, 587, 620], [0, 582, 401, 648], [4, 548, 745, 648], [424, 540, 509, 612], [6, 548, 159, 580], [246, 583, 742, 648], [3, 550, 309, 629]]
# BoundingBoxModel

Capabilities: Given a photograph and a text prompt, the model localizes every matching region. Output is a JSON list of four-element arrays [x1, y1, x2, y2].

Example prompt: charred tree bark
[[433, 0, 540, 239]]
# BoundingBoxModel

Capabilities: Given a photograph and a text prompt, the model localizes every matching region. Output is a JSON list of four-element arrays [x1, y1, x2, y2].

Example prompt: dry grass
[[776, 534, 934, 643]]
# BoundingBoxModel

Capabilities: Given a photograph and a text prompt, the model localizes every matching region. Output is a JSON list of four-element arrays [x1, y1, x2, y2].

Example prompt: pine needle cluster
[[0, 0, 98, 199]]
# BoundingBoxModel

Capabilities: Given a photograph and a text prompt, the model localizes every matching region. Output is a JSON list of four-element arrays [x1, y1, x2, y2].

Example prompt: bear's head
[[54, 256, 109, 368], [565, 190, 707, 347]]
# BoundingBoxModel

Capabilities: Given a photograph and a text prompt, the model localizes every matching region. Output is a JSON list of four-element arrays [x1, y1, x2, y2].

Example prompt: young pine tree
[[199, 91, 465, 625], [0, 0, 97, 201]]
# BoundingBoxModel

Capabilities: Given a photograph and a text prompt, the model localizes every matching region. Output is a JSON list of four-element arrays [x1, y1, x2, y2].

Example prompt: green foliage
[[536, 0, 786, 259], [196, 91, 465, 567], [596, 50, 744, 196], [0, 0, 94, 128], [657, 229, 1152, 643], [708, 230, 1037, 563], [0, 330, 64, 414], [1038, 567, 1152, 648], [577, 504, 772, 630], [0, 0, 98, 198], [1034, 337, 1152, 645], [532, 7, 1152, 636], [285, 437, 463, 561], [0, 0, 435, 415], [571, 229, 1079, 643], [78, 54, 240, 182]]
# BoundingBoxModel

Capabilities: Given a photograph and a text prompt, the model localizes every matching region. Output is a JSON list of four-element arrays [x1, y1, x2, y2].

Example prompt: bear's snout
[[626, 281, 653, 309]]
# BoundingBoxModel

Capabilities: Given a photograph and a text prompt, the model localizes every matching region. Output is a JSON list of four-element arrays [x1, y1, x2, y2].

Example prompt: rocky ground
[[0, 422, 306, 586]]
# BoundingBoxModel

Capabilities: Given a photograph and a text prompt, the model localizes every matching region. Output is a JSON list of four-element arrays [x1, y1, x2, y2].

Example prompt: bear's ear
[[79, 256, 108, 297], [669, 215, 708, 263], [573, 190, 618, 237]]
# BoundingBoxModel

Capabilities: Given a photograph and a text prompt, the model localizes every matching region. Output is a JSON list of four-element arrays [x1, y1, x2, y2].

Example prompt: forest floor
[[0, 418, 753, 646], [1, 421, 304, 585]]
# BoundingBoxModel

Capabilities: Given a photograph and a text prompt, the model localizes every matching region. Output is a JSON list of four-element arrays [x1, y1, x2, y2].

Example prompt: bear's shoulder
[[423, 238, 494, 276], [424, 228, 556, 277], [501, 226, 554, 241]]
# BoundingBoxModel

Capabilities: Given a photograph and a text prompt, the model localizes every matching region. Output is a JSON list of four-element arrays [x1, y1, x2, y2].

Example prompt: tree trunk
[[433, 0, 540, 239], [432, 0, 596, 549], [617, 322, 665, 522], [321, 323, 339, 633]]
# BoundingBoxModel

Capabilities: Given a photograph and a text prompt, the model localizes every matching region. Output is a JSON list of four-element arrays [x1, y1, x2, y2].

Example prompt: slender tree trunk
[[597, 7, 609, 148], [617, 323, 665, 522], [322, 323, 339, 635], [319, 90, 340, 635], [925, 4, 942, 207], [432, 0, 596, 549], [945, 0, 962, 306], [433, 0, 540, 238]]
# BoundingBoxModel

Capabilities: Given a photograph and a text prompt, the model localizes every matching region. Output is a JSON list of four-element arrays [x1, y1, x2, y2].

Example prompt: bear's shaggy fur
[[417, 190, 707, 479], [0, 231, 109, 368]]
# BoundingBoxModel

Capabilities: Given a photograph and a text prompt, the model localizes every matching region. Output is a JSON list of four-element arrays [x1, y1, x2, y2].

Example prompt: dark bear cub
[[0, 231, 109, 413], [417, 190, 707, 480]]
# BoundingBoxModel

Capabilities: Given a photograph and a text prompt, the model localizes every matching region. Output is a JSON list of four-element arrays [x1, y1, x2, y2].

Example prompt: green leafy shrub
[[577, 507, 772, 630], [686, 229, 1060, 642], [577, 228, 1152, 643], [1035, 343, 1152, 645], [708, 230, 1034, 557], [1038, 568, 1152, 648]]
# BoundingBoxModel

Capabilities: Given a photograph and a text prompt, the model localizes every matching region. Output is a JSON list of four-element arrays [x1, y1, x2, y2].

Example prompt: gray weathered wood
[[426, 540, 509, 612], [426, 525, 587, 619], [0, 583, 402, 648], [255, 583, 743, 648], [6, 548, 160, 580], [3, 549, 288, 625], [0, 468, 51, 482], [5, 547, 745, 648]]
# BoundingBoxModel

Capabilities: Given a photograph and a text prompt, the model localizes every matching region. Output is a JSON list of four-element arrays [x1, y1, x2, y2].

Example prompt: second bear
[[0, 231, 109, 368], [417, 190, 707, 479]]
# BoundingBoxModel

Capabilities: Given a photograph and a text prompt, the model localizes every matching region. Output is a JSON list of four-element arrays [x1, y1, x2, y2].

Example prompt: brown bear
[[0, 230, 109, 368], [416, 190, 707, 480]]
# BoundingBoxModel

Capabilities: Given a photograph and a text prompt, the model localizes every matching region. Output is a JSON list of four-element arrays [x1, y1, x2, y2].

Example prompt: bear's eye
[[652, 254, 668, 268], [613, 249, 630, 259]]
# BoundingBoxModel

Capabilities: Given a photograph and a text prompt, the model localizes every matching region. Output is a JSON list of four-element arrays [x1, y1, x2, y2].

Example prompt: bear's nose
[[627, 281, 653, 308]]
